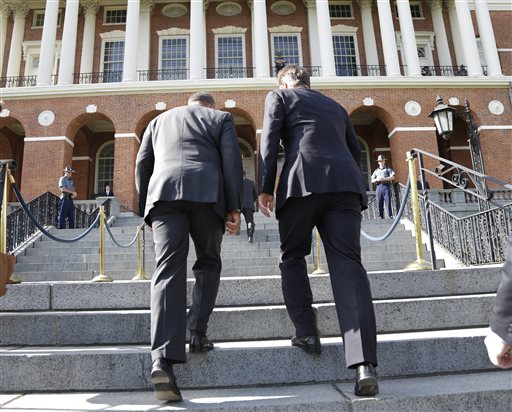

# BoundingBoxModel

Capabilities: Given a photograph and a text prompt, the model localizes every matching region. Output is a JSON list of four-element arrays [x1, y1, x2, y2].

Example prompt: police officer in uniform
[[371, 155, 395, 219], [58, 166, 77, 229]]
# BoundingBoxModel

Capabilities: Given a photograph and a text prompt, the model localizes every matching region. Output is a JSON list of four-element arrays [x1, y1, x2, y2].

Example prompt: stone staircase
[[0, 213, 510, 411]]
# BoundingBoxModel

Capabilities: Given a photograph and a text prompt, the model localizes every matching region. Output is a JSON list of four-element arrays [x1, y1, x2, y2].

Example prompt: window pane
[[333, 35, 357, 76], [97, 143, 115, 193], [329, 4, 352, 18], [273, 35, 300, 66], [161, 38, 188, 79], [105, 9, 127, 24], [103, 41, 124, 82], [217, 36, 244, 78]]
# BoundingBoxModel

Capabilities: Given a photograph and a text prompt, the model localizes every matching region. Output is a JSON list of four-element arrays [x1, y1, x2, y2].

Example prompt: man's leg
[[376, 186, 384, 219], [58, 199, 70, 229], [278, 195, 324, 338], [384, 186, 393, 217], [150, 202, 190, 364], [243, 208, 255, 241], [186, 203, 224, 336], [68, 201, 75, 228], [317, 192, 377, 369]]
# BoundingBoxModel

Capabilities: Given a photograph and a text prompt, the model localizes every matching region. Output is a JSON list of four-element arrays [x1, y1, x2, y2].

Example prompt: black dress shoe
[[354, 363, 379, 396], [150, 358, 182, 402], [291, 335, 321, 354], [248, 236, 253, 243], [189, 331, 214, 352]]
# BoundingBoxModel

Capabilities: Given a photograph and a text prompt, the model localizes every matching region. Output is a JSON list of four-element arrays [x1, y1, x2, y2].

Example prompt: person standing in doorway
[[371, 155, 395, 219], [58, 166, 77, 229], [258, 65, 379, 397], [242, 170, 257, 243]]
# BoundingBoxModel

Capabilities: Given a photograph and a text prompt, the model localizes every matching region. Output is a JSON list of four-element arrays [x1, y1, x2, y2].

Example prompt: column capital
[[427, 0, 445, 11], [204, 0, 210, 12], [80, 0, 99, 14], [0, 2, 10, 15], [302, 0, 316, 9], [10, 2, 29, 18], [357, 0, 375, 10], [140, 0, 155, 13]]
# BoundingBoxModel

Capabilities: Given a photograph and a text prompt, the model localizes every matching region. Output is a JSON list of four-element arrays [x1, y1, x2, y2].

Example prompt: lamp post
[[428, 96, 489, 211]]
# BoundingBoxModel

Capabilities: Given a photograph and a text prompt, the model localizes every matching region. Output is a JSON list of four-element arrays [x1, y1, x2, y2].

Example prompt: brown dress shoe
[[291, 335, 321, 354], [354, 363, 379, 396], [150, 358, 182, 402]]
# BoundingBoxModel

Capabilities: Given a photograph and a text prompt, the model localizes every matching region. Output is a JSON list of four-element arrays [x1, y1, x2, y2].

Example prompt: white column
[[474, 0, 502, 76], [37, 0, 60, 86], [448, 1, 464, 66], [58, 0, 80, 85], [376, 0, 401, 76], [453, 0, 482, 76], [315, 0, 336, 77], [358, 0, 379, 66], [253, 0, 270, 77], [6, 4, 28, 78], [396, 0, 421, 76], [122, 0, 140, 81], [0, 3, 9, 76], [428, 0, 452, 67], [190, 0, 205, 79], [79, 0, 98, 74], [304, 0, 321, 68], [137, 0, 153, 72]]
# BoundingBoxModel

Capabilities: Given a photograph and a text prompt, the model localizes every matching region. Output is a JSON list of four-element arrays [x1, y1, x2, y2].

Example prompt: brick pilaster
[[113, 133, 139, 212]]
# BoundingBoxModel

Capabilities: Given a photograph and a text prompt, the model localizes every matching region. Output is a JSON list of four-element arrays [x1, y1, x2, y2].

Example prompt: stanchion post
[[312, 227, 327, 275], [132, 225, 148, 281], [92, 206, 113, 282], [1, 164, 21, 284], [404, 151, 432, 271]]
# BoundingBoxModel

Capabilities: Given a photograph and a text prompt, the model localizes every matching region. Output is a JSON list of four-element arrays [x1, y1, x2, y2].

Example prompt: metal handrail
[[205, 67, 255, 79], [138, 68, 189, 81], [420, 65, 488, 77], [73, 71, 123, 84]]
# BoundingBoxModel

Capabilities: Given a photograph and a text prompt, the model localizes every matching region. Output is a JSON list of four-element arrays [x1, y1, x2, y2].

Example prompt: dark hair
[[277, 65, 311, 88], [188, 92, 215, 106]]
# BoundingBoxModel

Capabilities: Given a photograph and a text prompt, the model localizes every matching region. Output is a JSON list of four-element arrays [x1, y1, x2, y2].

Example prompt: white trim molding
[[24, 136, 74, 146], [72, 156, 92, 161], [388, 126, 436, 139], [212, 26, 247, 34], [478, 125, 512, 132], [114, 132, 140, 144], [157, 27, 190, 36], [268, 25, 303, 33], [331, 24, 358, 34]]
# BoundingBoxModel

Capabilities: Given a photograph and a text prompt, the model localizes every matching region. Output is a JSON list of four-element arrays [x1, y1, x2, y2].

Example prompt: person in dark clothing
[[242, 171, 257, 242]]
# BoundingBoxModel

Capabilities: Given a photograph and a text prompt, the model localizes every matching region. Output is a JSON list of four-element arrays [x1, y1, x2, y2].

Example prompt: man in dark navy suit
[[258, 65, 379, 396], [136, 92, 243, 401]]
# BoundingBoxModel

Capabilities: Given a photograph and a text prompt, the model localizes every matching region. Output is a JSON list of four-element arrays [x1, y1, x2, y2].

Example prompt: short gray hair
[[277, 65, 311, 88], [188, 92, 215, 106]]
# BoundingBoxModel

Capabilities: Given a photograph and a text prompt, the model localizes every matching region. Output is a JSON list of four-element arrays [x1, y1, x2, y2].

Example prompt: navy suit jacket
[[491, 235, 512, 344], [135, 104, 243, 225], [258, 87, 367, 215]]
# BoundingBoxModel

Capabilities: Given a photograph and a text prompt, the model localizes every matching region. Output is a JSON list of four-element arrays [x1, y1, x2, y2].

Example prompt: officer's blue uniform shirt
[[59, 176, 75, 199], [371, 167, 394, 182]]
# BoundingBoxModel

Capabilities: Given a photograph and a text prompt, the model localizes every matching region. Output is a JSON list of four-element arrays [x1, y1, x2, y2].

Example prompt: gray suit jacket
[[258, 87, 368, 215], [135, 104, 243, 225], [491, 234, 512, 344]]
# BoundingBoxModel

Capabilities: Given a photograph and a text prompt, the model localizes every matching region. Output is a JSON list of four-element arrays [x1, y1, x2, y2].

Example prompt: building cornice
[[1, 77, 511, 101]]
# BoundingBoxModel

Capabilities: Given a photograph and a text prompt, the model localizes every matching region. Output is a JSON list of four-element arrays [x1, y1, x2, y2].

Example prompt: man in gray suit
[[135, 92, 243, 401], [258, 66, 378, 396]]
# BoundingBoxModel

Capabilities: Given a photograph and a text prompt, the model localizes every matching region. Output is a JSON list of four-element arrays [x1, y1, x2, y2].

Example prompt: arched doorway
[[95, 141, 115, 195]]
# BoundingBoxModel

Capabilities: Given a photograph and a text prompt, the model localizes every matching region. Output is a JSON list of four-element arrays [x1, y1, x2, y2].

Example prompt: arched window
[[96, 142, 115, 194], [358, 137, 371, 191]]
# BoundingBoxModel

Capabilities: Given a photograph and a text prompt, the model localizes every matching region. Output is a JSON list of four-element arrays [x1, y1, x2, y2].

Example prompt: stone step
[[0, 294, 495, 346], [0, 329, 495, 392], [3, 267, 499, 312], [12, 258, 445, 281], [1, 371, 510, 411]]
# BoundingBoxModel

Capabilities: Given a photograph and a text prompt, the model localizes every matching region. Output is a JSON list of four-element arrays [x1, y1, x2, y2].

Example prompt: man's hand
[[485, 331, 512, 369], [258, 193, 274, 218], [225, 210, 241, 235]]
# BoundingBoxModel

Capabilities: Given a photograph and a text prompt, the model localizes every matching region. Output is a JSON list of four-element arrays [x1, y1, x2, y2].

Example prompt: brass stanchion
[[1, 165, 21, 284], [404, 151, 431, 271], [92, 206, 113, 282], [132, 225, 148, 281], [311, 228, 327, 275]]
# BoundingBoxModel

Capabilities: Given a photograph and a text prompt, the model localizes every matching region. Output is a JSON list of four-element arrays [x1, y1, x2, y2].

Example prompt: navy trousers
[[277, 192, 377, 368], [58, 198, 75, 229], [376, 184, 393, 218]]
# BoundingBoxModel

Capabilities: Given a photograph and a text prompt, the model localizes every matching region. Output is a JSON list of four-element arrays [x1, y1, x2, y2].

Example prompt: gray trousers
[[149, 200, 224, 363]]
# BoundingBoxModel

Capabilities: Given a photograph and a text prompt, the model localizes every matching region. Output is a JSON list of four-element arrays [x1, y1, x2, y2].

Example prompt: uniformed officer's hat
[[376, 155, 387, 161], [64, 166, 75, 173]]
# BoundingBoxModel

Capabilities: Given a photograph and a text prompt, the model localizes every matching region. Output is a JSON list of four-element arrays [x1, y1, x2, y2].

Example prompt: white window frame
[[357, 136, 371, 190], [332, 33, 360, 76], [328, 1, 354, 20], [22, 40, 61, 78], [270, 33, 303, 67], [99, 31, 125, 82], [158, 35, 189, 71], [95, 141, 115, 194], [103, 6, 127, 25], [394, 1, 425, 20], [32, 9, 62, 29], [214, 34, 246, 77], [395, 32, 435, 75]]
